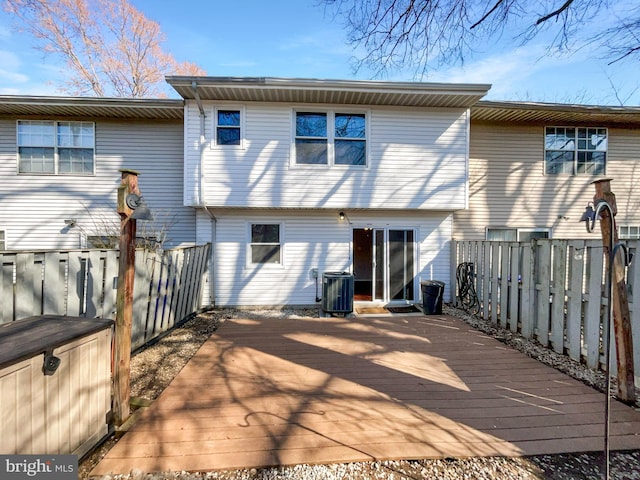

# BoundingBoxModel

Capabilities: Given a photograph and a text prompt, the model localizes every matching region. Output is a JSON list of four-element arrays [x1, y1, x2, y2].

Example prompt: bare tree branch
[[536, 0, 575, 25], [470, 0, 505, 30], [323, 0, 638, 88]]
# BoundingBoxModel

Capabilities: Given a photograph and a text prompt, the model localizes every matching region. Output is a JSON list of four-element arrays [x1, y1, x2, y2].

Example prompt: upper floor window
[[335, 113, 366, 165], [545, 127, 607, 175], [295, 111, 366, 166], [619, 225, 640, 240], [17, 120, 94, 175], [216, 109, 241, 146], [0, 230, 5, 250]]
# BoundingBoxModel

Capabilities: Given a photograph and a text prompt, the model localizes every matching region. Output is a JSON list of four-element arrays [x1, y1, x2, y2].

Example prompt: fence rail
[[452, 239, 640, 387], [0, 244, 210, 350]]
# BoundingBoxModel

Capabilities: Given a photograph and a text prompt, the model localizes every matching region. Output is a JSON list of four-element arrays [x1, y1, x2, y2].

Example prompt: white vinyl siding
[[0, 119, 195, 250], [210, 209, 452, 307], [185, 102, 469, 210], [454, 123, 640, 240]]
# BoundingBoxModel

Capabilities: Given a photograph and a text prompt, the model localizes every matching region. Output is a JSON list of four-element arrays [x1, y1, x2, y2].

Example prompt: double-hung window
[[216, 109, 242, 146], [17, 120, 94, 175], [295, 111, 366, 166], [545, 127, 607, 175], [334, 113, 366, 165], [250, 223, 281, 264], [0, 230, 5, 250]]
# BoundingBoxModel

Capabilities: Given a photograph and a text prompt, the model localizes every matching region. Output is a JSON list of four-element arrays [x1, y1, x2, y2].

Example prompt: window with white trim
[[215, 109, 241, 146], [295, 111, 366, 166], [0, 230, 5, 250], [545, 127, 607, 175], [250, 223, 281, 264], [486, 227, 550, 241], [619, 225, 640, 239], [517, 229, 550, 242], [17, 120, 95, 175]]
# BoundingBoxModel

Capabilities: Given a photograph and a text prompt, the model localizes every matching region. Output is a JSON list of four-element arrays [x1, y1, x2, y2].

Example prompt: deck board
[[92, 314, 640, 475]]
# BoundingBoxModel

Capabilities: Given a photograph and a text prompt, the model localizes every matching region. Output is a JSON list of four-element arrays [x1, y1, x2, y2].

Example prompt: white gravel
[[83, 305, 640, 480]]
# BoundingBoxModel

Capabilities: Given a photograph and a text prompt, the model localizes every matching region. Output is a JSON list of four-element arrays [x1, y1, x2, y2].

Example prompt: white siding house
[[0, 97, 196, 251], [168, 77, 491, 307]]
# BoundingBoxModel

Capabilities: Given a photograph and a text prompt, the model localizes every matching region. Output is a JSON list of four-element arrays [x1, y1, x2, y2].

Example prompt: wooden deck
[[92, 314, 640, 475]]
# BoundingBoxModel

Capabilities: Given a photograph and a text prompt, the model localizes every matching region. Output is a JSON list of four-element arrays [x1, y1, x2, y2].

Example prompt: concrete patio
[[91, 313, 640, 475]]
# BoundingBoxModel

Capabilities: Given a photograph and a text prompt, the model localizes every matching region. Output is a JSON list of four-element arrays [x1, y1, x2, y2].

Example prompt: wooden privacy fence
[[0, 243, 210, 350], [452, 239, 640, 387]]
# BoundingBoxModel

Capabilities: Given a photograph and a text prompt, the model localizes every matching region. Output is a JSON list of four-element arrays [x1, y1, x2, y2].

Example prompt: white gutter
[[191, 81, 216, 306]]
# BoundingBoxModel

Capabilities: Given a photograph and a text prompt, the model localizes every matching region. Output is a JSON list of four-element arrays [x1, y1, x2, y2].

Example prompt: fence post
[[592, 179, 635, 403], [451, 240, 458, 306], [113, 169, 142, 426], [520, 242, 534, 339]]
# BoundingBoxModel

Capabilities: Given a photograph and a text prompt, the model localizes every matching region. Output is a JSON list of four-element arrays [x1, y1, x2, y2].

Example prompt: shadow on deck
[[92, 314, 640, 475]]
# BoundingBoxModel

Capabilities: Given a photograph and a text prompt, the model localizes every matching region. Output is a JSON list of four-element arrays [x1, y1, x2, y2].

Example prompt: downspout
[[191, 81, 217, 306]]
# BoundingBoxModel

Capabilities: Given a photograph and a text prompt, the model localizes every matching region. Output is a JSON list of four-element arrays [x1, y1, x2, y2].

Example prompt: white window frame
[[485, 227, 551, 241], [213, 106, 245, 148], [619, 225, 640, 240], [544, 126, 607, 176], [517, 228, 551, 242], [0, 230, 5, 250], [16, 120, 95, 175], [247, 222, 284, 267], [292, 109, 368, 167]]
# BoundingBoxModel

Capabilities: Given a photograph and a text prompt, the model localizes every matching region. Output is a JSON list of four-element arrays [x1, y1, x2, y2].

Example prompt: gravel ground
[[82, 305, 640, 480]]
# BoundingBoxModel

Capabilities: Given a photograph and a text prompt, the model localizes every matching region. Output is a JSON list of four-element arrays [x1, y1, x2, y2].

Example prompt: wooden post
[[113, 169, 141, 426], [593, 178, 636, 403]]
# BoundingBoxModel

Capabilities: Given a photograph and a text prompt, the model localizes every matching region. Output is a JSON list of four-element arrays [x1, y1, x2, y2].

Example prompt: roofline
[[0, 95, 184, 109], [0, 94, 185, 120], [475, 99, 640, 114], [166, 76, 492, 98]]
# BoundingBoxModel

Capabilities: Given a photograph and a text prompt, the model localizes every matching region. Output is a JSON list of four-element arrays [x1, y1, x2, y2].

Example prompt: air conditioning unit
[[322, 272, 354, 314]]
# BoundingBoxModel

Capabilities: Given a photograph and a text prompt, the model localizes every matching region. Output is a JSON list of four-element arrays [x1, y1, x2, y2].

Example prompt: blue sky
[[0, 0, 638, 105]]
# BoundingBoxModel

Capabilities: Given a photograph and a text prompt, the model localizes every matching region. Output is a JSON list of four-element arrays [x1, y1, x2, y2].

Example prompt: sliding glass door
[[353, 228, 416, 302]]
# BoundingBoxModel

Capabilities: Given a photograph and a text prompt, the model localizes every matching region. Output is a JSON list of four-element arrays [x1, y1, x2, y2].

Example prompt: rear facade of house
[[168, 77, 491, 307]]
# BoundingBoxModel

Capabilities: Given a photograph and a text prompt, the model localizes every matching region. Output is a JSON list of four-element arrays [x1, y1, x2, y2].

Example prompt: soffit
[[0, 96, 184, 120], [167, 76, 492, 109], [472, 100, 640, 127]]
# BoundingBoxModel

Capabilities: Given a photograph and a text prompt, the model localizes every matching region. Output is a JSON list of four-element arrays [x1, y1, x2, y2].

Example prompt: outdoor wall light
[[64, 219, 77, 228], [579, 202, 597, 229], [337, 211, 352, 224]]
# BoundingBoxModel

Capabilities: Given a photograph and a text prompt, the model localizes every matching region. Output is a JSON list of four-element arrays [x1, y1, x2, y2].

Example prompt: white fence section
[[0, 244, 210, 350], [451, 239, 640, 388]]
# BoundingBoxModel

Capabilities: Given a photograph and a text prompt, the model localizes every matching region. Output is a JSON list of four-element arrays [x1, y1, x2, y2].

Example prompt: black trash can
[[421, 280, 445, 315]]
